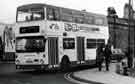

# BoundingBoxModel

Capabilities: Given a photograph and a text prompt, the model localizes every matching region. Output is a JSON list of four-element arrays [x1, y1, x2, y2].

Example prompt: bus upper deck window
[[17, 8, 44, 22], [47, 8, 60, 21]]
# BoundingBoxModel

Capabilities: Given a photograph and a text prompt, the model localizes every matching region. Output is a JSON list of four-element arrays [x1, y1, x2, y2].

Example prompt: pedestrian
[[104, 44, 112, 71], [96, 45, 104, 71], [121, 60, 128, 76], [125, 47, 133, 68], [0, 38, 3, 61]]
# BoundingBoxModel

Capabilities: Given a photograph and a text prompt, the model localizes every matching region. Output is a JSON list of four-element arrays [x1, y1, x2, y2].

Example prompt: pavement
[[72, 63, 135, 84]]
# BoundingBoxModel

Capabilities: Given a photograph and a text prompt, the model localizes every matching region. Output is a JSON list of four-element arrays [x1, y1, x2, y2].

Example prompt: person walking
[[0, 38, 3, 61], [96, 45, 104, 71], [104, 44, 112, 71], [125, 47, 133, 68]]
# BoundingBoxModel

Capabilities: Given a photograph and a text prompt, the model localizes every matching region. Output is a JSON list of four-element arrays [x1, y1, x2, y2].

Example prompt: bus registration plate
[[26, 59, 33, 63]]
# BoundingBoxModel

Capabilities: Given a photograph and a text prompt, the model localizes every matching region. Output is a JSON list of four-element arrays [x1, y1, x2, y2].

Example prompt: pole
[[128, 0, 131, 48], [133, 0, 135, 68], [113, 15, 117, 48], [128, 0, 133, 68]]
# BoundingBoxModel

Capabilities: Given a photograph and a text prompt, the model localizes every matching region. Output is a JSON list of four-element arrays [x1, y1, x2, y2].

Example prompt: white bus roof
[[17, 3, 106, 18]]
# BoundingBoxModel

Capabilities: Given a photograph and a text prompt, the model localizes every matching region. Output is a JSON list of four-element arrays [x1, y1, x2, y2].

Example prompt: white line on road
[[64, 72, 89, 84]]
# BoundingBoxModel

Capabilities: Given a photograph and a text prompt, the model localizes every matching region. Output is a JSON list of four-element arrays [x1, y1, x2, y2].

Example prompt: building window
[[63, 38, 75, 49]]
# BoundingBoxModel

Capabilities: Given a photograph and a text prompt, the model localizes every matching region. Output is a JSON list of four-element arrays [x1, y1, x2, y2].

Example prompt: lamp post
[[113, 15, 118, 48], [128, 0, 133, 68], [107, 7, 117, 48]]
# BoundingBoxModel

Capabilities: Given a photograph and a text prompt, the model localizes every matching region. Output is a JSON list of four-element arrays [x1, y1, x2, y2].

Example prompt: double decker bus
[[15, 3, 109, 70]]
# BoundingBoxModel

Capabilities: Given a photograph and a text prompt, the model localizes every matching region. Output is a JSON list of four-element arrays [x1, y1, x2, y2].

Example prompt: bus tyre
[[60, 55, 71, 72]]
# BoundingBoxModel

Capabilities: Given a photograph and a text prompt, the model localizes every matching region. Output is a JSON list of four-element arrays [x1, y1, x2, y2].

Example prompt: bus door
[[48, 37, 59, 65], [77, 37, 85, 62]]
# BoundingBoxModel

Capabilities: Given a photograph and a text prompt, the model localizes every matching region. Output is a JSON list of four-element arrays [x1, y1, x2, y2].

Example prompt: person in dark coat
[[125, 47, 133, 68], [104, 44, 112, 71], [0, 38, 3, 61], [96, 45, 104, 71]]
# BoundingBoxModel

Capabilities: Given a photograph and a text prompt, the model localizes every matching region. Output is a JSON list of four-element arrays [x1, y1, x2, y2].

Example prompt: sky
[[0, 0, 133, 23]]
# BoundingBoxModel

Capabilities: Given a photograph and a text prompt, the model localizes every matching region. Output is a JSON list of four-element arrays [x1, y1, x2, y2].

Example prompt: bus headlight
[[40, 59, 44, 64], [16, 60, 20, 64]]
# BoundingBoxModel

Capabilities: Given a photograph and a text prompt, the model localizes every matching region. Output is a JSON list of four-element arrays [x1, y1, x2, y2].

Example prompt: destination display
[[20, 26, 39, 33]]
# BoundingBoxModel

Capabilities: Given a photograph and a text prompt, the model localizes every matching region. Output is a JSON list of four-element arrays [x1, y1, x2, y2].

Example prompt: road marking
[[64, 72, 89, 84], [12, 80, 23, 84], [25, 82, 32, 84], [12, 80, 32, 84]]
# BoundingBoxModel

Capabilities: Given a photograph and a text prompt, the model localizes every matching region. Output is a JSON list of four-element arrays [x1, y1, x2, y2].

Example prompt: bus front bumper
[[16, 65, 48, 70]]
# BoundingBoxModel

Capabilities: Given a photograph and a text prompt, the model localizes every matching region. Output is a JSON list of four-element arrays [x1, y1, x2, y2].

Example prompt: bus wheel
[[60, 55, 71, 72]]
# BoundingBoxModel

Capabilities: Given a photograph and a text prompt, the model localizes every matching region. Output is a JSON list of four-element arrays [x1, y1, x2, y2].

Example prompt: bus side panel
[[58, 37, 63, 64], [85, 49, 96, 60], [85, 38, 96, 64]]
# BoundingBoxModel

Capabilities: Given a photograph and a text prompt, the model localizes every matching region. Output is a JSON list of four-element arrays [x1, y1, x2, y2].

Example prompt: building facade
[[123, 3, 134, 19], [108, 16, 135, 52]]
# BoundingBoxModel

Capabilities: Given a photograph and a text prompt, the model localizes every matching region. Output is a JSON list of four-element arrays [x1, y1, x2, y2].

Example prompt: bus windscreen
[[16, 36, 46, 52]]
